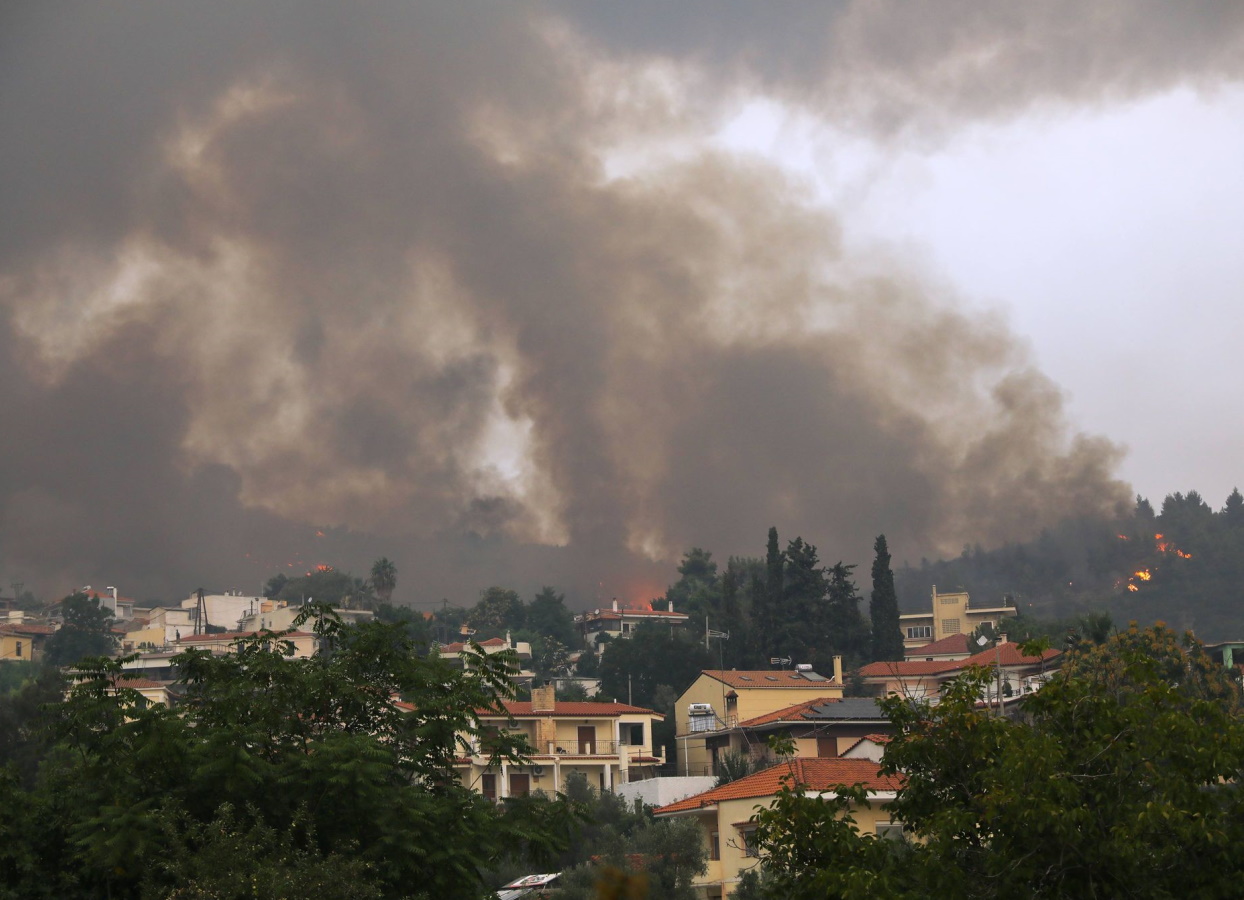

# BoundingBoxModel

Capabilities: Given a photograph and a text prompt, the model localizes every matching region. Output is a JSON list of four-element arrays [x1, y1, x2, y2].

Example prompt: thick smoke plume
[[3, 2, 1237, 604]]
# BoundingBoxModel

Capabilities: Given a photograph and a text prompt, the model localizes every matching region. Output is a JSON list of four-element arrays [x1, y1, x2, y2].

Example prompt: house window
[[876, 822, 905, 841], [939, 595, 958, 605], [710, 831, 720, 860], [15, 641, 22, 658], [941, 618, 961, 635], [905, 625, 932, 640], [621, 723, 644, 745], [739, 827, 759, 858]]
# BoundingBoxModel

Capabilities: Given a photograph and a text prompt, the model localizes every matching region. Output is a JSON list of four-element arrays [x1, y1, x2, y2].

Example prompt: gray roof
[[804, 699, 887, 721]]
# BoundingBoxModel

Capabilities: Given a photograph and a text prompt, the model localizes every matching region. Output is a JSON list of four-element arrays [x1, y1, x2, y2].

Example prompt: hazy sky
[[2, 4, 1242, 605], [719, 83, 1244, 507]]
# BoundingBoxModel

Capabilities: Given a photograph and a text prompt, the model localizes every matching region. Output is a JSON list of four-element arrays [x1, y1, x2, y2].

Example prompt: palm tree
[[370, 557, 397, 605]]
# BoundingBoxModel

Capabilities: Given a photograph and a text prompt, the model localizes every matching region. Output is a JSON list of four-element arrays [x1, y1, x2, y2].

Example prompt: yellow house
[[701, 697, 892, 769], [899, 587, 1015, 651], [653, 757, 903, 899], [675, 664, 844, 776], [455, 684, 664, 799], [0, 623, 54, 662]]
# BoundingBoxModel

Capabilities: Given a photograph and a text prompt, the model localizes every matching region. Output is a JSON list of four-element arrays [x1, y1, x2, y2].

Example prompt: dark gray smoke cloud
[[2, 2, 1235, 605]]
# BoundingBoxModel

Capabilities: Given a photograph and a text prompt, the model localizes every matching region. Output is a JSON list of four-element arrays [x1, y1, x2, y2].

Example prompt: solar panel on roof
[[800, 671, 827, 681]]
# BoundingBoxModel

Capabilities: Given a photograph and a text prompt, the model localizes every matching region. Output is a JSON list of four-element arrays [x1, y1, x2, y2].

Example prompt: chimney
[[999, 633, 1008, 645], [612, 598, 618, 613], [532, 683, 556, 713], [668, 598, 673, 613], [833, 655, 844, 684]]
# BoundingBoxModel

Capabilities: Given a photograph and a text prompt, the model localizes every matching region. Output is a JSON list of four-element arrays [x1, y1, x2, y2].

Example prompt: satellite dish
[[977, 635, 989, 647]]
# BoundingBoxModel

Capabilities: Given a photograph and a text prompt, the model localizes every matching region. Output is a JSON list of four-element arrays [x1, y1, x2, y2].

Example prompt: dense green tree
[[372, 602, 431, 651], [664, 548, 721, 625], [275, 566, 356, 606], [1223, 487, 1244, 527], [43, 592, 117, 667], [369, 557, 397, 605], [0, 607, 550, 899], [263, 573, 288, 599], [526, 587, 577, 647], [751, 623, 1244, 899], [869, 535, 904, 662], [468, 586, 525, 638], [824, 561, 868, 661]]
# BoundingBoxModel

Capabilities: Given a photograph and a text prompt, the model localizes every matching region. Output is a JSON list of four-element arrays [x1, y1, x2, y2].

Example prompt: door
[[578, 725, 596, 754], [509, 773, 530, 797], [481, 773, 496, 801], [816, 736, 839, 758]]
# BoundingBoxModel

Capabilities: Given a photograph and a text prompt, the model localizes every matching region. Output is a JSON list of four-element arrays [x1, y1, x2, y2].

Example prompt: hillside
[[895, 489, 1244, 641]]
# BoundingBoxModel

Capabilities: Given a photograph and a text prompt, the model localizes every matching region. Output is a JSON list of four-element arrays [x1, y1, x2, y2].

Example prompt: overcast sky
[[2, 4, 1242, 604]]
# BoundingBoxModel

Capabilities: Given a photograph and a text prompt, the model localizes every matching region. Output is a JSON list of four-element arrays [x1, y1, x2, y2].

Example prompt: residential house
[[576, 599, 689, 649], [857, 640, 1061, 704], [700, 697, 892, 772], [237, 601, 374, 633], [653, 757, 902, 899], [675, 665, 845, 776], [435, 634, 535, 685], [840, 734, 891, 762], [455, 684, 664, 800], [900, 587, 1016, 651], [174, 629, 318, 659], [0, 622, 55, 662]]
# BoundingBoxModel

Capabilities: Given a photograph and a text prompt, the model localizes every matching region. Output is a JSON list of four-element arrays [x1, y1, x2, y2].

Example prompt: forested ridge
[[896, 489, 1244, 641]]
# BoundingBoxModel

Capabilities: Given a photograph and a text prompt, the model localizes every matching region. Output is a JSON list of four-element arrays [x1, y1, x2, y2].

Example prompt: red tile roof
[[584, 609, 689, 620], [736, 697, 842, 728], [653, 758, 902, 815], [859, 642, 1060, 679], [701, 669, 835, 688], [905, 633, 970, 658], [437, 637, 511, 653], [0, 623, 56, 635], [843, 733, 893, 754]]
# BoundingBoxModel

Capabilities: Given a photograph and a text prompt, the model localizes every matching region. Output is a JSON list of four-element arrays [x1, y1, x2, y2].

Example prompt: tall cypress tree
[[869, 534, 904, 661], [759, 526, 784, 658]]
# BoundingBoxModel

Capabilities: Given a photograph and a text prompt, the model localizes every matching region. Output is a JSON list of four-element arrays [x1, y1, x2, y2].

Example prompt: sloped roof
[[653, 758, 901, 815], [842, 733, 893, 754], [584, 608, 689, 619], [438, 637, 510, 653], [0, 623, 55, 635], [701, 669, 834, 689], [905, 633, 970, 658], [859, 642, 1060, 679], [737, 697, 887, 728]]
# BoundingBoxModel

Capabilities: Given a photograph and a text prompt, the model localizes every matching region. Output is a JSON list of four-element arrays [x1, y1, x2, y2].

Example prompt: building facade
[[899, 587, 1016, 651], [455, 685, 664, 799]]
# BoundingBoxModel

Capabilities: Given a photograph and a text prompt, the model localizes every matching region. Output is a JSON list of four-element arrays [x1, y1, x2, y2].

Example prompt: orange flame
[[1117, 534, 1129, 541], [314, 563, 334, 573], [1134, 569, 1152, 581], [1127, 584, 1139, 592]]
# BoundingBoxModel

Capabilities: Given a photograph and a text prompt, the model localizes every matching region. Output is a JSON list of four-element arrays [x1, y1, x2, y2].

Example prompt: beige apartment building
[[455, 685, 664, 799], [675, 663, 844, 777], [899, 587, 1016, 651]]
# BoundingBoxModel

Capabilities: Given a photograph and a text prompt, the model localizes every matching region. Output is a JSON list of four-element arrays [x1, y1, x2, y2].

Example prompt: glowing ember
[[315, 563, 334, 573], [1127, 584, 1139, 592], [1117, 534, 1129, 541], [1134, 569, 1152, 581]]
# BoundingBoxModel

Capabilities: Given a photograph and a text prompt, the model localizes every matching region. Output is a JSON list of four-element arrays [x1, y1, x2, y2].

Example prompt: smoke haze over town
[[3, 3, 1243, 606]]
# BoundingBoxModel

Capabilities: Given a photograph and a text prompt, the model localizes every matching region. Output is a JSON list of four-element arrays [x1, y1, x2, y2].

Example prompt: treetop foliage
[[751, 623, 1244, 899]]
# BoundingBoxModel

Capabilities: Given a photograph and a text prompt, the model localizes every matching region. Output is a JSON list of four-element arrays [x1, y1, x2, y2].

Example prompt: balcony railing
[[464, 740, 663, 761]]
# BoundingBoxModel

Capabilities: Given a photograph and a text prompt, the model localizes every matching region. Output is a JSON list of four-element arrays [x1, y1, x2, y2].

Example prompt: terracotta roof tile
[[654, 758, 901, 815], [736, 697, 841, 727], [702, 669, 835, 689], [904, 633, 970, 658], [859, 642, 1060, 679], [0, 623, 55, 635]]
